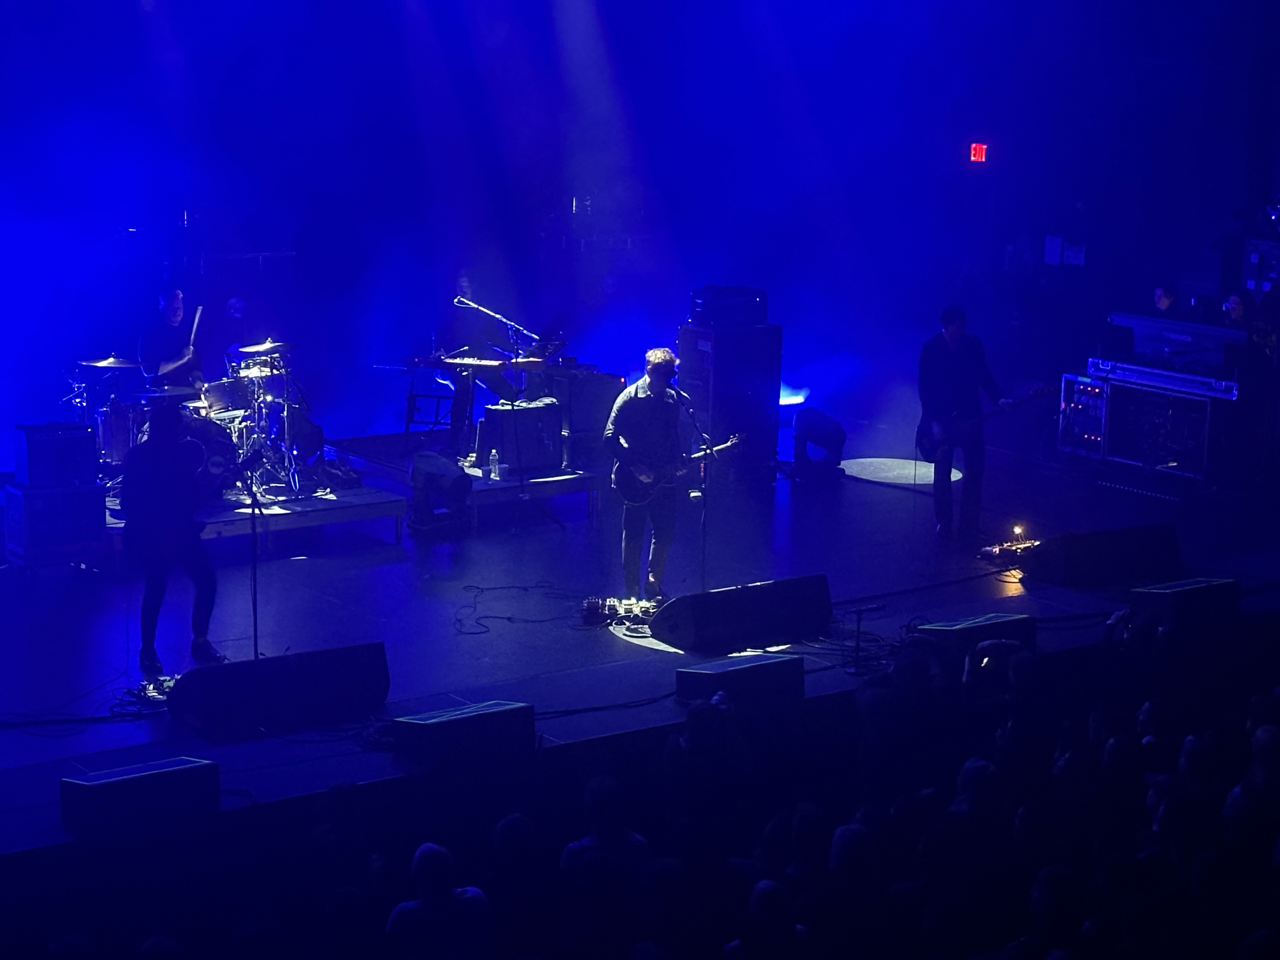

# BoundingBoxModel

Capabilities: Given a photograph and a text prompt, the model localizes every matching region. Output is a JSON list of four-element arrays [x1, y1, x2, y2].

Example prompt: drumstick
[[188, 305, 203, 348]]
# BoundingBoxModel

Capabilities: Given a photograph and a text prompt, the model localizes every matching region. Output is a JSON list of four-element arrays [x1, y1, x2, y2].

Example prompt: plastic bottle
[[489, 449, 499, 480]]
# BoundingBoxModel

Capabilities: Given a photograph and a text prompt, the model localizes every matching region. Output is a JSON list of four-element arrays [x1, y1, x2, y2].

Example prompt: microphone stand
[[232, 451, 266, 661], [452, 296, 541, 344], [677, 391, 716, 594], [845, 603, 886, 674], [452, 296, 560, 527]]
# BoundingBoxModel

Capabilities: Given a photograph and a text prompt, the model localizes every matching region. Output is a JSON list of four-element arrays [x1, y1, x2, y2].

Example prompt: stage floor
[[2, 423, 1279, 855]]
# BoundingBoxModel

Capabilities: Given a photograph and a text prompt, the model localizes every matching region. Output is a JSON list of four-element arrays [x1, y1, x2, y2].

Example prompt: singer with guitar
[[918, 305, 1012, 540], [603, 347, 690, 601]]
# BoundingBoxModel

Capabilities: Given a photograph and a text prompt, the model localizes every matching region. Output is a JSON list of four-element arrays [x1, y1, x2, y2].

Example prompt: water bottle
[[488, 448, 499, 480]]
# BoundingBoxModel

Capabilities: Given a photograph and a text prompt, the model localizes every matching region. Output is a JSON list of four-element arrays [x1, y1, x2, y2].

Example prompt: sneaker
[[644, 578, 665, 601], [139, 648, 165, 680], [190, 638, 229, 666]]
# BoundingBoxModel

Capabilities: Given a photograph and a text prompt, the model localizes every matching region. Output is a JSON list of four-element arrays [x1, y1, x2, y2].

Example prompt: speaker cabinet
[[15, 422, 98, 488], [916, 613, 1037, 655], [167, 642, 390, 741], [675, 654, 804, 706], [1129, 578, 1241, 639], [61, 757, 219, 840], [5, 483, 106, 567], [392, 700, 535, 769], [1020, 523, 1180, 588], [677, 320, 782, 486], [649, 574, 831, 656], [476, 400, 564, 477], [548, 369, 627, 434]]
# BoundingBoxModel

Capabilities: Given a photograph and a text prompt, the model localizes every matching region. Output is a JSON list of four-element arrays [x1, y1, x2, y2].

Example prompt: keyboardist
[[436, 268, 519, 455]]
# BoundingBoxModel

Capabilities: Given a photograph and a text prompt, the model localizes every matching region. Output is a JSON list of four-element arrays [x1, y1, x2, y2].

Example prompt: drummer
[[139, 287, 204, 390]]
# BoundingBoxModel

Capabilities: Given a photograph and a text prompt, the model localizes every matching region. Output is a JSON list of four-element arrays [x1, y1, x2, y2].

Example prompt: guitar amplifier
[[547, 369, 626, 434], [5, 483, 107, 567], [677, 319, 781, 486], [15, 422, 98, 488], [475, 399, 564, 477]]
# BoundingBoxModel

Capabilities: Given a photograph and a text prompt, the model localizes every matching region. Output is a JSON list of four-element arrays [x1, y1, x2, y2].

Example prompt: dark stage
[[4, 3, 1280, 953], [3, 419, 1278, 858]]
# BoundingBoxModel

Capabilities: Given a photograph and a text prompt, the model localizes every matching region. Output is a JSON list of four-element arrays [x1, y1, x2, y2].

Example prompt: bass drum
[[184, 415, 239, 498]]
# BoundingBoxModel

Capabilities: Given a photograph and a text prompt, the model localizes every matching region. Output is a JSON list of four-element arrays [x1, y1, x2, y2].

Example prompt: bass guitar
[[915, 387, 1050, 464], [615, 435, 742, 506]]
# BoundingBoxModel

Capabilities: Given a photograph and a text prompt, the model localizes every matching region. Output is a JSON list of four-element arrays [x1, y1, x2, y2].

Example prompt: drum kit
[[70, 339, 308, 496]]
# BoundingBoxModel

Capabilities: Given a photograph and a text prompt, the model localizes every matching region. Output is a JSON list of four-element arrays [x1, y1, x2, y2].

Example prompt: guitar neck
[[691, 441, 735, 463]]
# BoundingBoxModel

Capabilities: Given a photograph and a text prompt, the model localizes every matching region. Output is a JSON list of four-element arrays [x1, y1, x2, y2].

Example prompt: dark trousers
[[137, 533, 217, 650], [932, 422, 985, 532], [621, 486, 680, 597]]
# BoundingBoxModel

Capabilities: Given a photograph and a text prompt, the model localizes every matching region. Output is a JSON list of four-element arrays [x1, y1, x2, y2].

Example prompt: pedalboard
[[582, 596, 660, 624]]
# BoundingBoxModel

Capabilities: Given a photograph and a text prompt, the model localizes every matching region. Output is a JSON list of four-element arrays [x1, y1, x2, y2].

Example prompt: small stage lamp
[[790, 406, 846, 480]]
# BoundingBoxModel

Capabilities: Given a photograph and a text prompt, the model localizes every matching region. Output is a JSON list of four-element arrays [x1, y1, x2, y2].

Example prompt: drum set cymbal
[[72, 333, 312, 496], [78, 355, 141, 368], [237, 339, 294, 355]]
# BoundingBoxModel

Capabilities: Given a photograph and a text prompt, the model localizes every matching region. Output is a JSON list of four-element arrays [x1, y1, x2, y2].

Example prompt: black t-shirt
[[918, 331, 1003, 422], [120, 436, 204, 538], [138, 317, 197, 386]]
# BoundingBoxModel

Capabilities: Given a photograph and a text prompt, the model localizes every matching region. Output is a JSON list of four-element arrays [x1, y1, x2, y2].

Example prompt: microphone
[[672, 386, 694, 406]]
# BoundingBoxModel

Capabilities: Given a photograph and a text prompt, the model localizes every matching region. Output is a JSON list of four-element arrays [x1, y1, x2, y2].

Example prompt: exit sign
[[970, 143, 988, 162]]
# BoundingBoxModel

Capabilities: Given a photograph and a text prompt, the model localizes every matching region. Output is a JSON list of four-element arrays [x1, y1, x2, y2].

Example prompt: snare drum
[[203, 377, 253, 417]]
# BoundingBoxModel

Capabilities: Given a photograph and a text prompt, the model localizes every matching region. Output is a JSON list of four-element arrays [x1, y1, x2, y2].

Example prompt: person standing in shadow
[[120, 403, 227, 678]]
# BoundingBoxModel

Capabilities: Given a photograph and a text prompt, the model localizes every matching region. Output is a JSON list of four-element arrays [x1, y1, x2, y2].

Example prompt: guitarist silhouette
[[604, 347, 688, 600], [917, 305, 1011, 540]]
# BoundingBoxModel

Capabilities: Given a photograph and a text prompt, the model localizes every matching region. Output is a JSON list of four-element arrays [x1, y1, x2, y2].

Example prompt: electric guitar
[[614, 435, 743, 506], [915, 387, 1050, 464]]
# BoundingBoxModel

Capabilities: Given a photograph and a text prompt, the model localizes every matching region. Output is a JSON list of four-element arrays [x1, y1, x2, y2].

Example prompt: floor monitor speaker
[[675, 654, 804, 706], [168, 642, 390, 741], [1019, 523, 1180, 588], [1129, 578, 1241, 639], [392, 700, 535, 770], [649, 574, 831, 656], [61, 757, 219, 840]]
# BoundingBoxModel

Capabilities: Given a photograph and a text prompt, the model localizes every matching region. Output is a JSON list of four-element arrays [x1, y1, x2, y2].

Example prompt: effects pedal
[[127, 675, 179, 704], [583, 596, 660, 625], [979, 539, 1040, 562]]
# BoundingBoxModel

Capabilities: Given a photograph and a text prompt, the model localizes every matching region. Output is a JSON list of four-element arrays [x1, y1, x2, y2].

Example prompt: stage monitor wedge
[[649, 574, 832, 656], [61, 757, 219, 840], [167, 641, 390, 742], [1019, 523, 1180, 589]]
